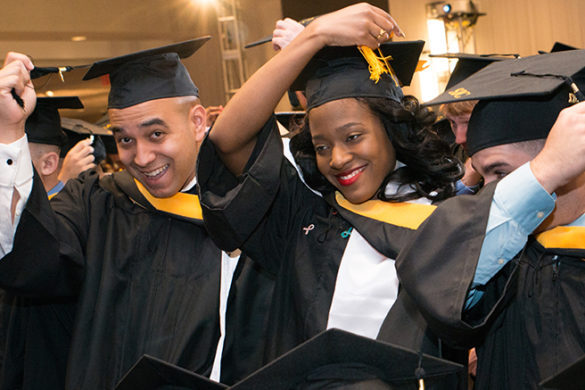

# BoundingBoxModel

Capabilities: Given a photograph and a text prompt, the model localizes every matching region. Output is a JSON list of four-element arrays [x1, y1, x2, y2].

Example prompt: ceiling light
[[71, 36, 87, 42]]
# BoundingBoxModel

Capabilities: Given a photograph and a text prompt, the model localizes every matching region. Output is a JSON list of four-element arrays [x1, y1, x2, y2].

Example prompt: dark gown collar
[[113, 170, 204, 224], [325, 191, 436, 259]]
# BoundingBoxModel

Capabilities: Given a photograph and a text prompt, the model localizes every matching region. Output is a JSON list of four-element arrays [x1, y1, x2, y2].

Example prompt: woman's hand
[[305, 3, 404, 50]]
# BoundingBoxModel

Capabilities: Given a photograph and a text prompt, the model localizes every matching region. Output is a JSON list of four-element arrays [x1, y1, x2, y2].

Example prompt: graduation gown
[[0, 169, 273, 389], [198, 118, 466, 388], [396, 182, 585, 389], [0, 293, 75, 390]]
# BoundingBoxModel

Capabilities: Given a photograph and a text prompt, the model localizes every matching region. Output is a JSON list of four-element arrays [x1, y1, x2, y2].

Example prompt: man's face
[[472, 143, 538, 184], [447, 112, 472, 148], [110, 97, 206, 198]]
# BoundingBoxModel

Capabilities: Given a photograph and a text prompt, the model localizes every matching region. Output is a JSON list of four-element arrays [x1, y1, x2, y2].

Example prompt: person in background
[[397, 51, 585, 389], [0, 38, 272, 389]]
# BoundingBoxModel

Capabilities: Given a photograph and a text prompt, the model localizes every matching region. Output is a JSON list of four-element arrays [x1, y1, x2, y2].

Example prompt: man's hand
[[0, 52, 36, 144], [531, 101, 585, 193], [461, 158, 482, 187], [58, 138, 96, 183], [272, 18, 305, 51], [205, 105, 223, 128]]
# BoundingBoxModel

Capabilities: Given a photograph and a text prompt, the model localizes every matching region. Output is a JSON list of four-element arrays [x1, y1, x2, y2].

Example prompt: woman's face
[[309, 98, 396, 204]]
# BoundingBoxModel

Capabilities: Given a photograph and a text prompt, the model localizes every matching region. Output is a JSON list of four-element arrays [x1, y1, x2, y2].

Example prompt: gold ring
[[376, 28, 388, 40]]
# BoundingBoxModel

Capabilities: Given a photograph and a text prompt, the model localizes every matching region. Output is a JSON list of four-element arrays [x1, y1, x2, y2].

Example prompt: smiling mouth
[[142, 164, 169, 178], [336, 166, 366, 186]]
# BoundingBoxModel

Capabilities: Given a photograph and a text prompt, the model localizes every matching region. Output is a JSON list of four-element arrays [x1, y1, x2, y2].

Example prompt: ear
[[39, 151, 60, 176], [189, 104, 208, 143]]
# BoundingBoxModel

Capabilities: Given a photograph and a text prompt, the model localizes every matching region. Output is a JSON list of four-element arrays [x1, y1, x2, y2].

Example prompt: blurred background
[[3, 0, 585, 122]]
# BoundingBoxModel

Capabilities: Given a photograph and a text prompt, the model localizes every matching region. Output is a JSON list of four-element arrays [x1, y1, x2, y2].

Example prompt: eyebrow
[[110, 118, 168, 134], [139, 118, 168, 128], [479, 161, 511, 174], [312, 122, 363, 141]]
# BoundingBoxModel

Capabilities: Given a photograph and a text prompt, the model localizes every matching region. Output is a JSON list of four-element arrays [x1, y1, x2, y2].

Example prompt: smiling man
[[397, 50, 585, 389], [0, 39, 273, 389]]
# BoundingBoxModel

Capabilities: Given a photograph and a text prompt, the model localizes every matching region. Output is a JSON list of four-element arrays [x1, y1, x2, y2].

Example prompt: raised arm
[[209, 3, 403, 175], [0, 52, 36, 255], [0, 52, 36, 144]]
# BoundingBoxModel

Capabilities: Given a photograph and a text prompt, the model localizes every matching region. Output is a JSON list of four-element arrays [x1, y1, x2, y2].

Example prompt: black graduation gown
[[0, 169, 273, 389], [198, 118, 466, 389], [396, 182, 585, 389], [0, 293, 75, 390]]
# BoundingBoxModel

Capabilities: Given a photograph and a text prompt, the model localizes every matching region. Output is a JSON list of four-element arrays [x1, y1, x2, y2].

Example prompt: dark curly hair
[[289, 95, 463, 202]]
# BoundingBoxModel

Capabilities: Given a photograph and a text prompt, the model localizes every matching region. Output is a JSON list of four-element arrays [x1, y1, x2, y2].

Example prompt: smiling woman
[[197, 4, 465, 388]]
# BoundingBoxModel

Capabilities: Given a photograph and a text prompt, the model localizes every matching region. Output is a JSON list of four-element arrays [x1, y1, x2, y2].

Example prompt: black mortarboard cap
[[230, 328, 463, 389], [11, 64, 80, 109], [465, 84, 574, 155], [550, 42, 578, 53], [540, 355, 585, 389], [26, 97, 84, 146], [60, 117, 113, 161], [30, 65, 78, 80], [291, 41, 424, 110], [430, 53, 510, 91], [83, 37, 210, 109], [115, 355, 228, 390], [275, 111, 306, 130], [425, 49, 585, 106]]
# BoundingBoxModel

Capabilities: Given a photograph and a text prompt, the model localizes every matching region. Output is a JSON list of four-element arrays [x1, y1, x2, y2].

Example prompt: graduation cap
[[60, 117, 113, 161], [275, 111, 306, 129], [550, 42, 578, 53], [230, 328, 463, 389], [11, 65, 80, 109], [26, 96, 84, 147], [114, 355, 228, 390], [430, 53, 512, 91], [427, 50, 585, 155], [83, 37, 210, 109], [425, 49, 585, 106], [540, 355, 585, 389], [291, 40, 425, 110]]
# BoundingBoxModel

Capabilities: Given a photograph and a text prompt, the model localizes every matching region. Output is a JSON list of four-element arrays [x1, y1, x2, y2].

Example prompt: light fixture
[[46, 90, 54, 97], [191, 0, 217, 5], [71, 36, 87, 42]]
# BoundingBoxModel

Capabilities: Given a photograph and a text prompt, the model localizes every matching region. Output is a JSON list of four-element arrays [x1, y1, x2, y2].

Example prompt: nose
[[329, 144, 352, 170], [454, 125, 468, 146], [133, 141, 156, 167]]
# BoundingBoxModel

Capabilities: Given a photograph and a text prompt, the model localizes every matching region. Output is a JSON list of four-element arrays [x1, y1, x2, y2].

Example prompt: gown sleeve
[[395, 182, 519, 348], [0, 170, 95, 297], [198, 117, 316, 274]]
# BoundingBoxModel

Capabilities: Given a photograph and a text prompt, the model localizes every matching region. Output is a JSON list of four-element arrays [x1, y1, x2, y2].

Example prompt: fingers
[[0, 60, 31, 96], [78, 154, 96, 169], [68, 139, 95, 162], [273, 18, 305, 51], [4, 51, 33, 70], [530, 101, 585, 192], [370, 6, 405, 38]]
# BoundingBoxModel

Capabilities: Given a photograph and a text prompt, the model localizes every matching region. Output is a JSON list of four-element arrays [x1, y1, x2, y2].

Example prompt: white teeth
[[339, 167, 365, 180], [144, 165, 168, 177]]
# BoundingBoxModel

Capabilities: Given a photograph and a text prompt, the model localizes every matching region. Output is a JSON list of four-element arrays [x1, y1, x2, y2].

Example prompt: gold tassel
[[357, 46, 400, 86]]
